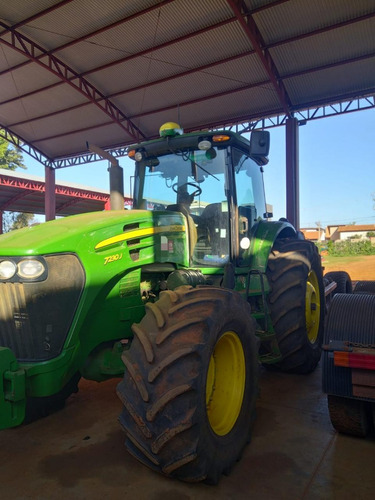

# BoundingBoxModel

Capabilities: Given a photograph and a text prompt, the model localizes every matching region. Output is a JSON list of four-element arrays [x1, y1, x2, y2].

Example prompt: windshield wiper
[[192, 160, 220, 182]]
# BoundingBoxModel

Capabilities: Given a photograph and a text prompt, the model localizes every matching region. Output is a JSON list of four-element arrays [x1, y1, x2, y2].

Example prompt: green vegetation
[[325, 239, 375, 256], [0, 135, 26, 171], [0, 134, 35, 232], [2, 213, 35, 233]]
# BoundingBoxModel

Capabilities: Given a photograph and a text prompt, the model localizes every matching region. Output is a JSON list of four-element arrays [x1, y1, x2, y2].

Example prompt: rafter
[[0, 1, 373, 169], [0, 0, 74, 35], [6, 50, 252, 128], [2, 93, 371, 170], [0, 189, 33, 211], [2, 4, 373, 135], [24, 44, 375, 147], [2, 6, 372, 111], [0, 0, 176, 78], [226, 0, 292, 116], [0, 17, 236, 107], [0, 126, 53, 166], [0, 22, 146, 141]]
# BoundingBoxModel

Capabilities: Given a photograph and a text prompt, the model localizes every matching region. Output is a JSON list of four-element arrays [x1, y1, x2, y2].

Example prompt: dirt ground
[[322, 254, 375, 281]]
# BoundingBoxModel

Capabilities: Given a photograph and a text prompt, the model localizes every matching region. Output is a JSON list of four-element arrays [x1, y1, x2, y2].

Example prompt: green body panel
[[0, 347, 26, 427], [239, 219, 295, 293], [0, 209, 190, 428], [0, 126, 297, 429]]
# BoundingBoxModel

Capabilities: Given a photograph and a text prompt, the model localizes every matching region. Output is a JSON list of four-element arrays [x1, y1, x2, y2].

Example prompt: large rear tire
[[266, 239, 325, 373], [117, 286, 259, 483]]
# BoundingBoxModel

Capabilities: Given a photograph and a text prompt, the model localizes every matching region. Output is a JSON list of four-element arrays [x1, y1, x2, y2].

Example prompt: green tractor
[[0, 122, 324, 483]]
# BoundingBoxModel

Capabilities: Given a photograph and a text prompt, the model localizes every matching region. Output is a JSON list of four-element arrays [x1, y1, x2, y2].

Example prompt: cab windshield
[[135, 147, 230, 266]]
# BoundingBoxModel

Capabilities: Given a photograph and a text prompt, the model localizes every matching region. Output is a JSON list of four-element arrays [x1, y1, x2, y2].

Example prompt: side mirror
[[249, 130, 270, 157]]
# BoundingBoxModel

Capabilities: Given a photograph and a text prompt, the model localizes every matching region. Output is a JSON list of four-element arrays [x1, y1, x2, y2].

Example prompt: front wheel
[[266, 238, 325, 373], [117, 286, 259, 483]]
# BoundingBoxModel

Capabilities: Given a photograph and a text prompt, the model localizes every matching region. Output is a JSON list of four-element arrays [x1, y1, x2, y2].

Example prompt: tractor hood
[[0, 210, 189, 268], [0, 211, 149, 254]]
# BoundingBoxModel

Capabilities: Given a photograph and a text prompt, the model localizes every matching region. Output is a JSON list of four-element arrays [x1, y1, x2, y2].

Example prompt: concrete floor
[[1, 364, 374, 500]]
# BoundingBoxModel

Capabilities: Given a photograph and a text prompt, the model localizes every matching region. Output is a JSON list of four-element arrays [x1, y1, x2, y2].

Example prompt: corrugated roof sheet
[[0, 0, 374, 163]]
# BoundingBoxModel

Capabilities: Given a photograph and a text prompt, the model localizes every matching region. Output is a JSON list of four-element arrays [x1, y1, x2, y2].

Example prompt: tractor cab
[[128, 122, 271, 267]]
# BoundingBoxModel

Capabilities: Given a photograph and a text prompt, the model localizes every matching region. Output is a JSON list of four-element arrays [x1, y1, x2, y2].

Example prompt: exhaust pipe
[[87, 143, 124, 210]]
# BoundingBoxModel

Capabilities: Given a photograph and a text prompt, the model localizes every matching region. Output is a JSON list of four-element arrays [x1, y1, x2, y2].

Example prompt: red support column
[[286, 117, 300, 230], [45, 166, 56, 221]]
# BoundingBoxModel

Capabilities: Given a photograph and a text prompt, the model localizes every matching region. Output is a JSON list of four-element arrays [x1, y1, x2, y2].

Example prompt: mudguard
[[0, 347, 26, 429]]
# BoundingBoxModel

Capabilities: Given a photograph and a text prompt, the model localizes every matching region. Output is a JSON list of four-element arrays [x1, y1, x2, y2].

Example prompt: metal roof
[[0, 168, 111, 215], [0, 0, 374, 166]]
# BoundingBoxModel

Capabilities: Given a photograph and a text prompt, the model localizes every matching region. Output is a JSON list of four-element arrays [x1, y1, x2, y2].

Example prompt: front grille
[[0, 254, 85, 362]]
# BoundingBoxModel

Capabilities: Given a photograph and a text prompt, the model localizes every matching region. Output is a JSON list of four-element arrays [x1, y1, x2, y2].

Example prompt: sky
[[21, 107, 375, 230]]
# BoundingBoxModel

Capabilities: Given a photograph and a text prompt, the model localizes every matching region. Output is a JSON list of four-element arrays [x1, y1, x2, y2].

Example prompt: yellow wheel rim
[[305, 270, 321, 344], [206, 331, 246, 436]]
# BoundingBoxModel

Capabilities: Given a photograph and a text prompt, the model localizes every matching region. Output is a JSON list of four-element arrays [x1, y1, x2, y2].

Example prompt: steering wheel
[[172, 182, 202, 198]]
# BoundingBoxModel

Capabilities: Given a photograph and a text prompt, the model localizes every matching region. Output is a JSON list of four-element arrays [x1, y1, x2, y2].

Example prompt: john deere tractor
[[0, 123, 324, 483]]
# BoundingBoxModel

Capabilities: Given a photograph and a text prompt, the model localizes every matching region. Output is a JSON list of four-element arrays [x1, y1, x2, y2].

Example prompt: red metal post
[[286, 117, 300, 230], [45, 166, 56, 221]]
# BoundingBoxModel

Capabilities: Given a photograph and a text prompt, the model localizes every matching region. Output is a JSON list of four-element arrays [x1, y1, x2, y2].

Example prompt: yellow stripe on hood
[[95, 225, 185, 250]]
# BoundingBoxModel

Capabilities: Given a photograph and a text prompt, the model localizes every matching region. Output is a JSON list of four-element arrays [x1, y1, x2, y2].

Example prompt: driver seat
[[166, 203, 197, 256]]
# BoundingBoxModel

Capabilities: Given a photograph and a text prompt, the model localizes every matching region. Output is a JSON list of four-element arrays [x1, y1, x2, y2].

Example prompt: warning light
[[212, 134, 230, 142]]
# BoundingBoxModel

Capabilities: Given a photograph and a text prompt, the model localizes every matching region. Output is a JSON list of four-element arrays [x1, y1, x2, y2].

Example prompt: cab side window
[[233, 150, 267, 263]]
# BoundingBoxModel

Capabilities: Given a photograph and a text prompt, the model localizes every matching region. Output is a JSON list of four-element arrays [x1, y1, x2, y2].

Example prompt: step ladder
[[246, 269, 282, 364]]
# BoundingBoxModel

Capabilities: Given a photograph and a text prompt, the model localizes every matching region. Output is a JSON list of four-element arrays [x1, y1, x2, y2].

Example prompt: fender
[[247, 219, 297, 273]]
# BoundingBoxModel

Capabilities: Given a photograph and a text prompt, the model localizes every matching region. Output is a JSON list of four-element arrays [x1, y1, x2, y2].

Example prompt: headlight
[[17, 259, 45, 279], [0, 260, 17, 279]]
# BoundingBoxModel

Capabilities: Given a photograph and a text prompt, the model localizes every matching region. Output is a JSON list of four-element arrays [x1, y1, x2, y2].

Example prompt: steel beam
[[0, 22, 145, 142], [2, 93, 374, 169], [45, 167, 56, 221], [285, 117, 300, 229], [0, 190, 33, 211], [0, 0, 176, 78], [0, 127, 53, 167], [226, 0, 292, 116]]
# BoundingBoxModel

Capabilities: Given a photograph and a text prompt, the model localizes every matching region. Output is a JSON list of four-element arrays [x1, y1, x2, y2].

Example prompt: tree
[[0, 136, 26, 171], [0, 135, 35, 232], [3, 212, 35, 233]]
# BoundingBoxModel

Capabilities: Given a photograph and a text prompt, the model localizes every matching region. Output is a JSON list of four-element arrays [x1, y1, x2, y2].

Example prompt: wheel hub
[[206, 331, 246, 436], [305, 270, 321, 343]]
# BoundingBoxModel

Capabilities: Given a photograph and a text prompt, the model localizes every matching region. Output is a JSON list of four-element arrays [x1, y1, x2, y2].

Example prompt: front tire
[[117, 286, 259, 483], [266, 239, 325, 373]]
